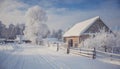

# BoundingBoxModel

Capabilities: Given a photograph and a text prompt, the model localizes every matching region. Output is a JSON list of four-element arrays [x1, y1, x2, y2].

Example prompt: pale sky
[[0, 0, 120, 31]]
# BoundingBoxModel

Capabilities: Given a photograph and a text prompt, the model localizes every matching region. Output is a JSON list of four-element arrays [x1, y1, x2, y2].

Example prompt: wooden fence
[[96, 50, 120, 61], [52, 43, 120, 61], [57, 45, 120, 60], [69, 48, 96, 59]]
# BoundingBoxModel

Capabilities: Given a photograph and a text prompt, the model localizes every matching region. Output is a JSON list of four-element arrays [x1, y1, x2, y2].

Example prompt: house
[[63, 16, 111, 47]]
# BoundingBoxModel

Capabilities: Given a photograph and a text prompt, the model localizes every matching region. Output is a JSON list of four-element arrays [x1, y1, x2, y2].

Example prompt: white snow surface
[[0, 44, 120, 69], [63, 16, 100, 37]]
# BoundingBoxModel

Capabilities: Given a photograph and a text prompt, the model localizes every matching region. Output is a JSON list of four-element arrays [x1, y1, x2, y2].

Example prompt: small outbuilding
[[63, 16, 111, 47]]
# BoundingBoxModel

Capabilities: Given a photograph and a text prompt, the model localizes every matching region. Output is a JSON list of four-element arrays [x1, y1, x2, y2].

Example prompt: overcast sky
[[0, 0, 120, 30]]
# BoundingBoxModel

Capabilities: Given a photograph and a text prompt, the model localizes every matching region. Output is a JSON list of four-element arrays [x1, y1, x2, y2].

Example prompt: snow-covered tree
[[24, 5, 49, 44], [0, 21, 6, 38], [0, 21, 25, 39], [50, 29, 63, 40], [57, 29, 63, 40], [82, 29, 120, 52], [114, 31, 120, 47]]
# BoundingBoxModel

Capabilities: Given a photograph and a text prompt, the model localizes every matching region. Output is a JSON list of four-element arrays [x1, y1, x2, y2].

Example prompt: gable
[[84, 18, 110, 33]]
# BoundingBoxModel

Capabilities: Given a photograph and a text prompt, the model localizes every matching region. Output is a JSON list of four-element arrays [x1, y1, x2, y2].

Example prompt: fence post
[[56, 43, 59, 51], [67, 44, 70, 54], [48, 42, 50, 47], [110, 55, 113, 61], [93, 48, 96, 59], [79, 48, 81, 53]]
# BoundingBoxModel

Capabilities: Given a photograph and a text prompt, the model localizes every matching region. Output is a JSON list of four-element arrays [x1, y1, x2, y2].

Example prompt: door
[[68, 39, 73, 47]]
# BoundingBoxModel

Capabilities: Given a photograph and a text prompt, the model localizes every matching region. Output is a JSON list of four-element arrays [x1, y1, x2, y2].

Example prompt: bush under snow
[[82, 30, 120, 53]]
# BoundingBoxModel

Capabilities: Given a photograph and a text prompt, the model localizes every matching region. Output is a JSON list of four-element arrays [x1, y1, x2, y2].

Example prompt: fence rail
[[69, 48, 94, 58], [96, 50, 120, 61], [51, 42, 120, 61], [58, 45, 120, 60]]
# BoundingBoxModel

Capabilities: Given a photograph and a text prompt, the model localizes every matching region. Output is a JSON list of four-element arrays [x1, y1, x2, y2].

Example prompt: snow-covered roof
[[63, 16, 100, 37]]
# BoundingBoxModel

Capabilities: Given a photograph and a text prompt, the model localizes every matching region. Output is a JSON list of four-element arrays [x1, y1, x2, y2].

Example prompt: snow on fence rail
[[69, 48, 95, 58], [71, 48, 120, 60], [58, 45, 120, 60], [49, 42, 120, 61], [79, 48, 94, 55], [96, 50, 120, 61]]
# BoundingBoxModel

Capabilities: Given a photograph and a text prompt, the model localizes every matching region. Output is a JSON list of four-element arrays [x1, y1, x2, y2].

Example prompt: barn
[[63, 16, 111, 48]]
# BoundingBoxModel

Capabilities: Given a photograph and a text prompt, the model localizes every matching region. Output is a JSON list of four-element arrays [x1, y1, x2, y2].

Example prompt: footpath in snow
[[0, 44, 120, 69]]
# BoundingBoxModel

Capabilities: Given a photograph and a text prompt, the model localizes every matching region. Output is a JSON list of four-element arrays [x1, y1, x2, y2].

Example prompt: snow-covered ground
[[0, 44, 120, 69]]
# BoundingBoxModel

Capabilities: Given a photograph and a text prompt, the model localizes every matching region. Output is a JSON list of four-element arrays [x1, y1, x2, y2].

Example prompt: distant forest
[[0, 21, 25, 39], [0, 21, 63, 40]]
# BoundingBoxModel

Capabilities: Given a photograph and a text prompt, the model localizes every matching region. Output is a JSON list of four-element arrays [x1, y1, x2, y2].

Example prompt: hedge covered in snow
[[81, 30, 120, 53]]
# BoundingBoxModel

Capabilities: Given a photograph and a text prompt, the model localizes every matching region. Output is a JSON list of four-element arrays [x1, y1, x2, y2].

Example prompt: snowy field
[[0, 44, 120, 69]]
